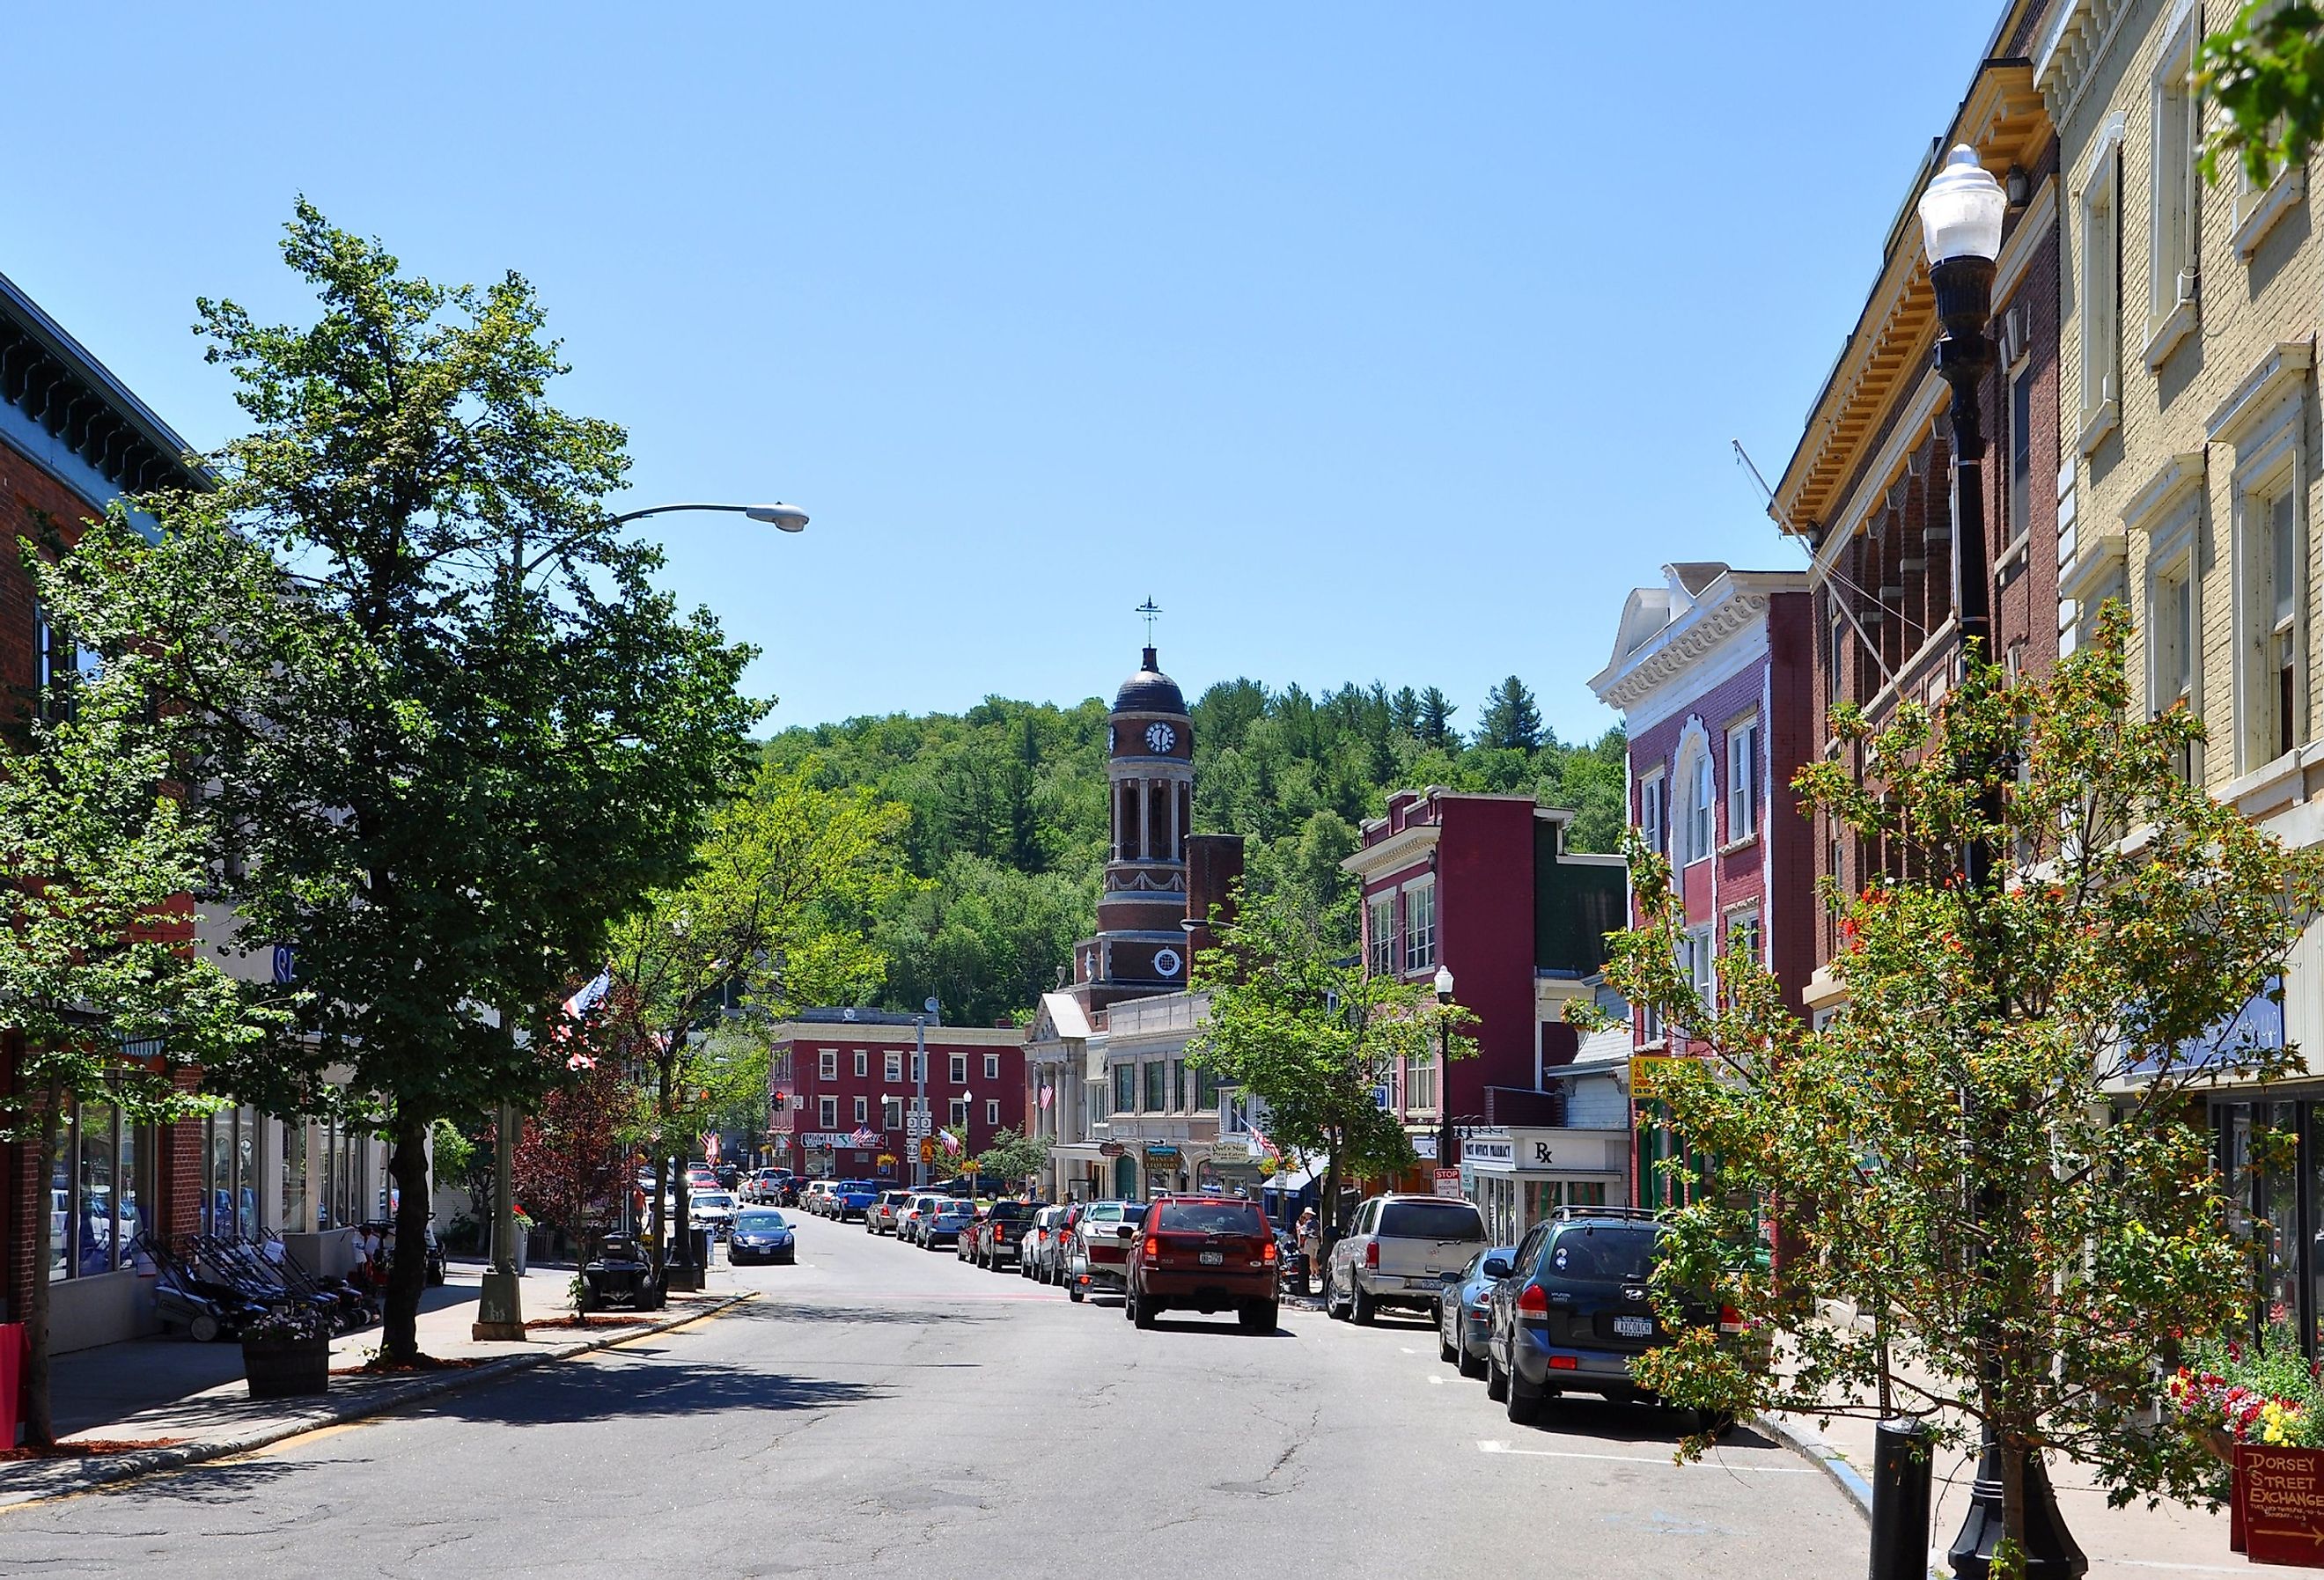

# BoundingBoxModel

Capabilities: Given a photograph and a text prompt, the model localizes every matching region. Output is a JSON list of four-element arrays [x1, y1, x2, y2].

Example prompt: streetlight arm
[[513, 502, 810, 581]]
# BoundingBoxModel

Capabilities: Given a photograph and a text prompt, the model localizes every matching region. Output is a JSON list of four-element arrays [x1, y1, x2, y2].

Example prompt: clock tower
[[1075, 644, 1196, 1005]]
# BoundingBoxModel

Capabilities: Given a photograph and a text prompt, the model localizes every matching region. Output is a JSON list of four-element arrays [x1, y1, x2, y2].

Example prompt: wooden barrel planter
[[241, 1332, 330, 1400]]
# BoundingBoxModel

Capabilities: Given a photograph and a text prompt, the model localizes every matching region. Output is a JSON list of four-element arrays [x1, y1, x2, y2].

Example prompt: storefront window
[[2260, 1103, 2302, 1349], [48, 1094, 151, 1279], [235, 1106, 258, 1238], [282, 1119, 309, 1234], [115, 1117, 141, 1268], [76, 1100, 112, 1275]]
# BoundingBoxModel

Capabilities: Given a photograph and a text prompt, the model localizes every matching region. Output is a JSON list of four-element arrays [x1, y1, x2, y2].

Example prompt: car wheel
[[1351, 1285, 1376, 1326], [1458, 1343, 1485, 1379], [1239, 1302, 1277, 1334], [1324, 1270, 1346, 1321], [1506, 1380, 1542, 1426], [1132, 1295, 1157, 1330], [1070, 1276, 1085, 1304], [1486, 1350, 1510, 1403], [1439, 1326, 1459, 1364]]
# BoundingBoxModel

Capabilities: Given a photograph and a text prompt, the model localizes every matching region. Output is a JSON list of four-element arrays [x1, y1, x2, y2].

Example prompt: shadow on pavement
[[1520, 1394, 1777, 1451], [732, 1300, 1004, 1328], [404, 1356, 886, 1429], [1138, 1317, 1298, 1340], [57, 1455, 308, 1508]]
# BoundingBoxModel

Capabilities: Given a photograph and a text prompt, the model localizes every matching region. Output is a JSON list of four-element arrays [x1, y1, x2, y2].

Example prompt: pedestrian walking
[[1295, 1206, 1319, 1297]]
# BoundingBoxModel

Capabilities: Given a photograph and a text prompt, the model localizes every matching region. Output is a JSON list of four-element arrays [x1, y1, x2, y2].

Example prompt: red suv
[[1124, 1196, 1280, 1334]]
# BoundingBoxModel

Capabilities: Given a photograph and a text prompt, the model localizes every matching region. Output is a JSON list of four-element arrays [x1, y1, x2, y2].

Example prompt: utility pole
[[913, 1010, 929, 1189]]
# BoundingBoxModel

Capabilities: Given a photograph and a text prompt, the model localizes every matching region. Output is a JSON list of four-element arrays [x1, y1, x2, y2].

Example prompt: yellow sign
[[920, 1139, 937, 1164], [1629, 1055, 1678, 1097]]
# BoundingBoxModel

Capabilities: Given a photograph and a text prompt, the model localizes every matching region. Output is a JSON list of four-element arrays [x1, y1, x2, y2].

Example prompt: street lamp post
[[1433, 966, 1457, 1176], [1916, 144, 2085, 1580]]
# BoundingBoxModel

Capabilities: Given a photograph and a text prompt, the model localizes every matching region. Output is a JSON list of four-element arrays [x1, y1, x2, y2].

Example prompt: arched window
[[1675, 734, 1717, 864]]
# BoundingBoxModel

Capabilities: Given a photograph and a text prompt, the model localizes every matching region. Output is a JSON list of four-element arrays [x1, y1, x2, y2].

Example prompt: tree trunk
[[379, 1107, 432, 1363], [22, 1077, 63, 1446], [2001, 1429, 2029, 1580]]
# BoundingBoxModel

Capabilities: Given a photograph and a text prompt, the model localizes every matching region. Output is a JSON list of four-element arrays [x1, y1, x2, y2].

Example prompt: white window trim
[[1638, 767, 1667, 857], [1401, 878, 1438, 974], [884, 1051, 903, 1082], [2075, 114, 2127, 454], [817, 1048, 837, 1080], [1725, 715, 1759, 846], [2144, 0, 2202, 362], [2232, 419, 2307, 773]]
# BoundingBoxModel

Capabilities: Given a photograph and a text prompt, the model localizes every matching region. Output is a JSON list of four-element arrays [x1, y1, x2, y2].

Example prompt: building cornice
[[2206, 340, 2314, 446], [1342, 821, 1441, 879], [1590, 572, 1800, 714]]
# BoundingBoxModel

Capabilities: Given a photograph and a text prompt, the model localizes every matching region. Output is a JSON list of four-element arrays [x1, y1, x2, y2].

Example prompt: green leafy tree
[[1417, 687, 1460, 751], [511, 1053, 641, 1312], [1592, 610, 2324, 1562], [974, 1126, 1050, 1192], [57, 205, 761, 1363], [611, 759, 905, 1265], [0, 539, 280, 1443], [2199, 3, 2324, 185], [1476, 675, 1544, 753], [1190, 885, 1474, 1227]]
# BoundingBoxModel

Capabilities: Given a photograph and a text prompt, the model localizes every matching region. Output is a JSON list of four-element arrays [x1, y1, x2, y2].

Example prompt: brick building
[[2037, 0, 2324, 1356], [1768, 11, 2063, 1017], [1341, 789, 1627, 1231], [1588, 562, 1816, 1208], [768, 1011, 1026, 1183], [0, 268, 216, 1356]]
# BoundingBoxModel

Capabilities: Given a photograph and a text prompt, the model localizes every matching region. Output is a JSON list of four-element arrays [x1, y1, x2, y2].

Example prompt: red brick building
[[1590, 563, 1816, 1209], [1768, 30, 2063, 1015], [1342, 790, 1628, 1231], [769, 1012, 1026, 1183], [0, 268, 210, 1355]]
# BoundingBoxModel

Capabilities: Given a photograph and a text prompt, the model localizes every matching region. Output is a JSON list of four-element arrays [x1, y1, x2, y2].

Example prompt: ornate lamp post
[[1914, 144, 2085, 1580], [1433, 966, 1457, 1172]]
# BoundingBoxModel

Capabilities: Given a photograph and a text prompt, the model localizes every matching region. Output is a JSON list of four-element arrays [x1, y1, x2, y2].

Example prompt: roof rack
[[1550, 1204, 1661, 1223]]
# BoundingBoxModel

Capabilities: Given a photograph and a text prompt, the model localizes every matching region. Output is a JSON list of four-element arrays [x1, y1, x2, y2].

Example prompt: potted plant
[[240, 1307, 331, 1400], [2166, 1334, 2324, 1558]]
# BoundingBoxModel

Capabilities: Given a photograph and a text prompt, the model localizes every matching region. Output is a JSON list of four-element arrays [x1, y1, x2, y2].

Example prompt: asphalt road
[[2, 1210, 1864, 1577]]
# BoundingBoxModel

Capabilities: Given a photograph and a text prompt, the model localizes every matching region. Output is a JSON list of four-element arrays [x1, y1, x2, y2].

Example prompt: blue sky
[[7, 4, 2001, 743]]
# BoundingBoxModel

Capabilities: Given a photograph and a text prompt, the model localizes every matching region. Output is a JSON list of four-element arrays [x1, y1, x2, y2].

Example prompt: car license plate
[[1198, 1252, 1224, 1266], [1614, 1315, 1653, 1338]]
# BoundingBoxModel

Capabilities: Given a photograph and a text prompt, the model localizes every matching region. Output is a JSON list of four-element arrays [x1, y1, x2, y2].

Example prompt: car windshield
[[1378, 1202, 1486, 1240], [736, 1212, 785, 1231], [1084, 1202, 1148, 1224], [1541, 1226, 1662, 1284], [1156, 1201, 1266, 1234], [693, 1194, 735, 1209]]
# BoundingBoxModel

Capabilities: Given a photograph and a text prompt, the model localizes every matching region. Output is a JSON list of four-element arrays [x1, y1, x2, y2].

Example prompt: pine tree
[[1477, 676, 1544, 753], [1417, 687, 1459, 751]]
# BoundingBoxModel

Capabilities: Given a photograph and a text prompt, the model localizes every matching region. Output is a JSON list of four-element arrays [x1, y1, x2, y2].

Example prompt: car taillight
[[1364, 1241, 1379, 1269], [1144, 1236, 1159, 1258], [1548, 1355, 1578, 1371], [1517, 1283, 1548, 1316], [1719, 1304, 1747, 1335], [1261, 1239, 1277, 1264]]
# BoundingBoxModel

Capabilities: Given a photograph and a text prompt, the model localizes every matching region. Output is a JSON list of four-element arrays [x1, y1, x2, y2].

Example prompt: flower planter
[[2232, 1443, 2324, 1565], [241, 1332, 330, 1400]]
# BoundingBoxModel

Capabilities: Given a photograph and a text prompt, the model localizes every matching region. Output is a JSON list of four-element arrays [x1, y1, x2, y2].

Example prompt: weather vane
[[1136, 597, 1162, 644]]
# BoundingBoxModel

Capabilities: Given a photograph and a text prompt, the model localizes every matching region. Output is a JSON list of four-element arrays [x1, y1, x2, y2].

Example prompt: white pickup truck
[[1064, 1200, 1150, 1303]]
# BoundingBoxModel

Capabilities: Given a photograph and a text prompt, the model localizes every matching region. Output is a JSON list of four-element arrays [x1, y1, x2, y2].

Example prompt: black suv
[[1484, 1208, 1726, 1426]]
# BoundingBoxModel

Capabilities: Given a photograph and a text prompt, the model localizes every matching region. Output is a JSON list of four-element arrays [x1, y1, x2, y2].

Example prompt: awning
[[1049, 1143, 1117, 1163]]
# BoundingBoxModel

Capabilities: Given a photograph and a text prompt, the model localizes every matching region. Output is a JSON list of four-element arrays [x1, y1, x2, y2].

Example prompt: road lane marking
[[1428, 1376, 1445, 1385], [1476, 1439, 1813, 1473]]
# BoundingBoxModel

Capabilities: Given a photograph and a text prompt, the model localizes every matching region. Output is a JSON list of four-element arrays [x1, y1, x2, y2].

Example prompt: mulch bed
[[524, 1316, 651, 1331], [0, 1437, 186, 1462], [331, 1356, 482, 1377]]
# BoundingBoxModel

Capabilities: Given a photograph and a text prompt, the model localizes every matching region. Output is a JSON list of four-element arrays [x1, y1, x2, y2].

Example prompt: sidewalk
[[2, 1258, 745, 1508], [1760, 1348, 2250, 1579]]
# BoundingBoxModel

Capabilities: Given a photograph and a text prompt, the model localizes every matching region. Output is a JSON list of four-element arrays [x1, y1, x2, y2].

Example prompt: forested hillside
[[763, 676, 1623, 1025]]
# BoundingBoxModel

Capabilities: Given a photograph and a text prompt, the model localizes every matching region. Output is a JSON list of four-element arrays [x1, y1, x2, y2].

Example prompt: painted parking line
[[1476, 1439, 1814, 1473]]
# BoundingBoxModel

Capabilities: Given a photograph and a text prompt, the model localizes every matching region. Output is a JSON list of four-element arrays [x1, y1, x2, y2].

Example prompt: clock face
[[1145, 722, 1176, 753]]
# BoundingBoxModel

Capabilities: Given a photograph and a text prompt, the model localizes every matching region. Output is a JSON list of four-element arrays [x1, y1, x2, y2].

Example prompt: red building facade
[[769, 1014, 1027, 1181], [1590, 563, 1817, 1209], [0, 269, 208, 1360]]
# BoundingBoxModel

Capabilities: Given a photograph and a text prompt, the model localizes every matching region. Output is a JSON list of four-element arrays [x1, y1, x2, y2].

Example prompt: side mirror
[[1482, 1257, 1512, 1280]]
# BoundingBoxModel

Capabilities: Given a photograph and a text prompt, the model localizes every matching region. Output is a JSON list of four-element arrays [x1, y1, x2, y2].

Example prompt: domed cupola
[[1113, 646, 1188, 717]]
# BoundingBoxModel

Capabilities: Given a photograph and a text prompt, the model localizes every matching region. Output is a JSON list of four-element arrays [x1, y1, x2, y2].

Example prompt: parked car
[[831, 1180, 879, 1223], [1438, 1245, 1518, 1378], [741, 1169, 791, 1204], [689, 1190, 739, 1239], [686, 1166, 719, 1194], [1019, 1203, 1073, 1282], [726, 1208, 796, 1266], [1064, 1200, 1149, 1303], [1123, 1195, 1279, 1333], [1323, 1194, 1488, 1325], [798, 1180, 832, 1216], [923, 1199, 975, 1249], [967, 1200, 1039, 1270], [866, 1189, 915, 1235], [1484, 1208, 1735, 1427], [900, 1193, 946, 1245]]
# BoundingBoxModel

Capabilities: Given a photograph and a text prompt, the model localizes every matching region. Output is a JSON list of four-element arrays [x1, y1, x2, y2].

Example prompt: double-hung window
[[1114, 1063, 1135, 1114], [1367, 895, 1394, 976], [1687, 748, 1716, 860], [949, 1099, 969, 1128], [986, 1099, 1000, 1126], [1688, 926, 1716, 1012], [884, 1050, 903, 1082], [1725, 718, 1758, 843], [2154, 557, 2198, 780], [817, 1048, 837, 1081], [882, 1098, 903, 1130], [2007, 364, 2034, 540], [2078, 133, 2123, 449], [949, 1053, 967, 1085], [1402, 883, 1437, 973], [1406, 1047, 1438, 1113], [853, 1096, 868, 1124], [1144, 1061, 1166, 1113], [1638, 770, 1666, 857], [853, 1050, 868, 1078], [2148, 15, 2200, 357], [984, 1054, 1000, 1080], [2268, 485, 2303, 761], [818, 1096, 838, 1129]]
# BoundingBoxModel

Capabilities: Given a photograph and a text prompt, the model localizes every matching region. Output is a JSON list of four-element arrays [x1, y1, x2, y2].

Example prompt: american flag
[[1245, 1122, 1282, 1162], [1038, 1084, 1054, 1110], [562, 968, 612, 1021]]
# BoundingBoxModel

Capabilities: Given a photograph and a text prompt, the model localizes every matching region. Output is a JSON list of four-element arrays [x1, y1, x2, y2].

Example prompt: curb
[[1754, 1409, 1876, 1520], [1, 1291, 751, 1508]]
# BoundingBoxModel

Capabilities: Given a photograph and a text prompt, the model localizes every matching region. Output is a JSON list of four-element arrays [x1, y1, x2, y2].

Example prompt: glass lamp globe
[[1433, 966, 1455, 999], [1917, 144, 2006, 266]]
